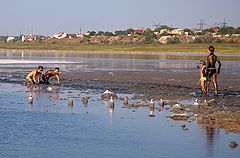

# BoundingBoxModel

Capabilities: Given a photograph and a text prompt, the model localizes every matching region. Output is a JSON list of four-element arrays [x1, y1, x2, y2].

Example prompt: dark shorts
[[41, 74, 49, 84], [207, 69, 216, 79]]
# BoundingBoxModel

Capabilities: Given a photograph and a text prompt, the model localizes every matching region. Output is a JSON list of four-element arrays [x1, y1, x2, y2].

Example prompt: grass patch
[[0, 43, 240, 53]]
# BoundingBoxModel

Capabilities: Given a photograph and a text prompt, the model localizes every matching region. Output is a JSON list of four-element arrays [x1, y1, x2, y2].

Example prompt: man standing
[[206, 46, 221, 95]]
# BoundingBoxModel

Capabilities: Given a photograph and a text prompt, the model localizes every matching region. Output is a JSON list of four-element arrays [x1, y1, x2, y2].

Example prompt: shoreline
[[1, 48, 240, 56]]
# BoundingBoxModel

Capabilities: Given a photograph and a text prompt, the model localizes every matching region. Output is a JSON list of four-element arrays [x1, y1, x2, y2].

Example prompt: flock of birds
[[27, 89, 204, 115]]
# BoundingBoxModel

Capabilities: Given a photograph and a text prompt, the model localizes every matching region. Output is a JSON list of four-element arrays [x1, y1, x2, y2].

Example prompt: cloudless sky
[[1, 0, 239, 35]]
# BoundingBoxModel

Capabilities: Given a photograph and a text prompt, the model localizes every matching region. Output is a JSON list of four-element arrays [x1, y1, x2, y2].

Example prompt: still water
[[0, 51, 239, 158]]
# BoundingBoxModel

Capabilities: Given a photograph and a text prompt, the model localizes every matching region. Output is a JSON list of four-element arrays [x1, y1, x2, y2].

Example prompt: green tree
[[96, 31, 104, 36], [104, 31, 114, 36]]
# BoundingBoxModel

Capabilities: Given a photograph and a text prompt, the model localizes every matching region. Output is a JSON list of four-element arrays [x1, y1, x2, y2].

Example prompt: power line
[[197, 19, 206, 30]]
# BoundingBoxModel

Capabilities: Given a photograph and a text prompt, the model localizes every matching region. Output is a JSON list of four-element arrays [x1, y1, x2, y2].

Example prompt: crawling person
[[206, 45, 221, 95], [26, 65, 43, 84], [197, 60, 207, 94], [41, 67, 61, 85]]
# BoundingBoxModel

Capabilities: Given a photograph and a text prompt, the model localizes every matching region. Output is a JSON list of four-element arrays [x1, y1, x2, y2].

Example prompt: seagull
[[47, 86, 53, 91], [193, 99, 199, 105], [109, 96, 114, 108], [68, 98, 73, 107], [159, 98, 164, 111], [149, 99, 155, 110], [123, 97, 128, 106], [28, 94, 33, 104], [81, 96, 89, 104]]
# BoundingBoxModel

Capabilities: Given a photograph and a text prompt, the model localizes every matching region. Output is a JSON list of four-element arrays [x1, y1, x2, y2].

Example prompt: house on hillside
[[134, 29, 143, 35], [52, 32, 67, 39], [210, 26, 219, 32], [171, 29, 184, 35], [7, 37, 15, 42]]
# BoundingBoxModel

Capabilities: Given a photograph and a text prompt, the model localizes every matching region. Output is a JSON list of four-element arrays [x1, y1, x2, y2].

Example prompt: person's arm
[[217, 57, 221, 74], [56, 74, 61, 85], [37, 73, 42, 83], [32, 71, 38, 83]]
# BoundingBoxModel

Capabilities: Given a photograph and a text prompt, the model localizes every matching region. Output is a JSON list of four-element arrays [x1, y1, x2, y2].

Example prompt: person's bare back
[[206, 46, 221, 95]]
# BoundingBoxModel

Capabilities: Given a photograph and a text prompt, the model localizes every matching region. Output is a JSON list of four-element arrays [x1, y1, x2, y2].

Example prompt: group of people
[[26, 66, 61, 85], [25, 45, 221, 96], [197, 45, 221, 95]]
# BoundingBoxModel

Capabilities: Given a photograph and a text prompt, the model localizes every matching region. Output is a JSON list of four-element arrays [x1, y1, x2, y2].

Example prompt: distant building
[[25, 34, 36, 42], [210, 26, 219, 32], [7, 37, 15, 42], [134, 29, 143, 34], [171, 29, 184, 35], [52, 32, 67, 39]]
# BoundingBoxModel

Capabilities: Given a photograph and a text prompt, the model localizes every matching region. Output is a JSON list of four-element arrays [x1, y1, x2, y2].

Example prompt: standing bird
[[123, 97, 128, 107], [28, 94, 33, 104], [149, 99, 155, 111], [109, 96, 114, 108], [81, 96, 89, 105], [68, 98, 73, 107], [159, 98, 164, 111], [193, 99, 199, 106]]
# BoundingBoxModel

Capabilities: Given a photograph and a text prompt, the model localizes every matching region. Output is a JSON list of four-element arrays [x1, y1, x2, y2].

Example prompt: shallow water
[[0, 83, 239, 158], [0, 52, 240, 158]]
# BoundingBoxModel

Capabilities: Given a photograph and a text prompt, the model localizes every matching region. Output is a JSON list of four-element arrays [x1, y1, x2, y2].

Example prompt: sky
[[1, 0, 240, 36]]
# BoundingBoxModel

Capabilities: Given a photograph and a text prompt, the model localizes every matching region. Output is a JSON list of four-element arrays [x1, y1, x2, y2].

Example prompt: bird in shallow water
[[149, 99, 155, 110], [47, 86, 53, 91], [28, 94, 33, 104], [68, 98, 73, 107], [81, 96, 89, 105], [123, 97, 128, 107], [159, 98, 164, 111], [193, 99, 199, 105], [109, 96, 114, 108]]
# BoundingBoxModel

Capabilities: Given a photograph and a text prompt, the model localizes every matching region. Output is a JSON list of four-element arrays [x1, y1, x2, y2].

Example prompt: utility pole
[[197, 19, 206, 30], [152, 22, 161, 29], [222, 19, 227, 28]]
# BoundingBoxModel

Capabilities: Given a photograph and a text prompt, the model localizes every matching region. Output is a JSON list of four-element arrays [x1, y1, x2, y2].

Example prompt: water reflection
[[1, 51, 240, 61]]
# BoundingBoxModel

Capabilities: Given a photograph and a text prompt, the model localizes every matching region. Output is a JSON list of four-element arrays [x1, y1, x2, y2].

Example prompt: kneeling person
[[26, 65, 43, 84], [42, 67, 61, 85]]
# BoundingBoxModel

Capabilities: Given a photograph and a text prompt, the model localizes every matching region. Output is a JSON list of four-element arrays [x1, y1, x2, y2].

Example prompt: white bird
[[193, 99, 199, 105], [159, 98, 164, 107], [123, 97, 128, 106], [28, 94, 33, 104], [159, 98, 164, 111], [109, 96, 114, 108], [47, 86, 53, 91], [68, 98, 73, 107], [149, 99, 155, 110], [104, 90, 111, 94]]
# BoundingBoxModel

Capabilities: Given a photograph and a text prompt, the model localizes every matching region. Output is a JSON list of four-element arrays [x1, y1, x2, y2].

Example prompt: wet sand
[[62, 70, 240, 133]]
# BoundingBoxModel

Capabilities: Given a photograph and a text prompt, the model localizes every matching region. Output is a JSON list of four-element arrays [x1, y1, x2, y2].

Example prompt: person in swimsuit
[[206, 46, 221, 95], [197, 60, 207, 94], [26, 66, 43, 84], [41, 67, 61, 85]]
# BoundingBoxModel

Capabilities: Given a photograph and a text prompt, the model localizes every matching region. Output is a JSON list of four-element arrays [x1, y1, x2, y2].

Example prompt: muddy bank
[[0, 67, 240, 133], [62, 70, 240, 133]]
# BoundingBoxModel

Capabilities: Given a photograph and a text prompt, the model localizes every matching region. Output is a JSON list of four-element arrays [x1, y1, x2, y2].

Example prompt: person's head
[[208, 45, 215, 55], [37, 65, 43, 73], [200, 60, 206, 66], [54, 67, 59, 73]]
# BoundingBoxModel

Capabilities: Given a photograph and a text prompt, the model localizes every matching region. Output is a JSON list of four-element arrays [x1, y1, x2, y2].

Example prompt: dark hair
[[200, 60, 206, 65], [38, 65, 43, 70], [208, 45, 214, 52], [55, 67, 59, 71]]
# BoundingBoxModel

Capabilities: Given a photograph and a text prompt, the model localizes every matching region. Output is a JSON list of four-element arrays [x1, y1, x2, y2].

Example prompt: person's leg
[[201, 80, 206, 94], [212, 74, 218, 95], [206, 78, 211, 94]]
